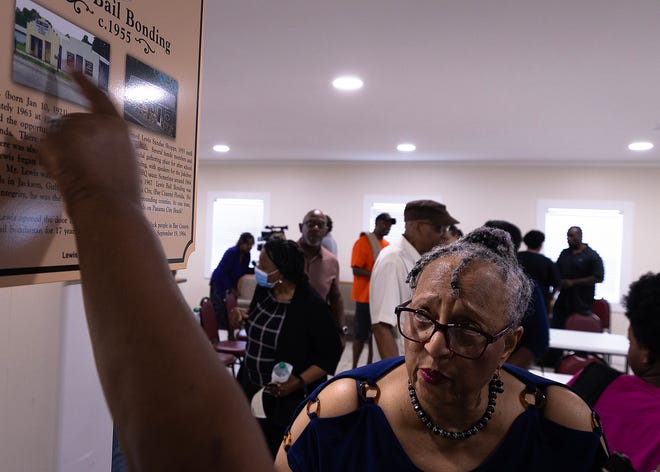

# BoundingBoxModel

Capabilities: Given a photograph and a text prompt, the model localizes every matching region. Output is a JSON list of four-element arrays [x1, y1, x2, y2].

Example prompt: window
[[538, 200, 633, 304], [363, 194, 444, 247], [206, 193, 269, 278], [84, 59, 93, 77]]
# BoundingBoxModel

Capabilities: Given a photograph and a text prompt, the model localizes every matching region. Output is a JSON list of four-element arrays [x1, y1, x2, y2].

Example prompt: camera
[[257, 225, 288, 250]]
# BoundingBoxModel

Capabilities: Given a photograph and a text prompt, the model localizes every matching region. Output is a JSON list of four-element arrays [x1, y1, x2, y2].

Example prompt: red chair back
[[565, 313, 602, 332], [199, 297, 219, 342], [556, 354, 606, 375], [591, 299, 610, 330]]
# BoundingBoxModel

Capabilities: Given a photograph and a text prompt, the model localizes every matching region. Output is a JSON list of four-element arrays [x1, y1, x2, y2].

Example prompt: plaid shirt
[[245, 290, 290, 387]]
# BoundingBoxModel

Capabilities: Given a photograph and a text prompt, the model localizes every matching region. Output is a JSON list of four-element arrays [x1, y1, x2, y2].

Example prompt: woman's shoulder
[[311, 377, 361, 417], [610, 372, 658, 390], [311, 358, 406, 417], [222, 245, 239, 257], [504, 365, 595, 432], [544, 384, 595, 432], [599, 373, 660, 407], [277, 362, 408, 471]]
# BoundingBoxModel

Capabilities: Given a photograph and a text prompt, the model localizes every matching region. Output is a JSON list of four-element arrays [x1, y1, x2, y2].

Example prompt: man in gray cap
[[369, 200, 459, 359]]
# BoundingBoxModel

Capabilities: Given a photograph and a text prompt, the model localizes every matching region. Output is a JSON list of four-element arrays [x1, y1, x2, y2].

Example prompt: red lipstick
[[419, 368, 448, 385]]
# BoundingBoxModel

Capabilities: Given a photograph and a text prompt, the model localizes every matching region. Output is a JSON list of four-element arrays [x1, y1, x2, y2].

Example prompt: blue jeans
[[112, 426, 127, 472]]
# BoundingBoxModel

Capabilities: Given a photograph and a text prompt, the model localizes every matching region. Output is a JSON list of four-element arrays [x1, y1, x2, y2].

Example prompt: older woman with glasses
[[275, 226, 608, 471]]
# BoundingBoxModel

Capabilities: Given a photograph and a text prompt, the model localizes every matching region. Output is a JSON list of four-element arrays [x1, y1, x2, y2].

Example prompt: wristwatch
[[341, 325, 349, 335]]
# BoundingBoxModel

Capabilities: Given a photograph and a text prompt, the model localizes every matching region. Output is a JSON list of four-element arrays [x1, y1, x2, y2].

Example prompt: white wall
[[0, 283, 63, 472], [2, 160, 659, 470], [0, 282, 111, 472], [55, 283, 112, 472]]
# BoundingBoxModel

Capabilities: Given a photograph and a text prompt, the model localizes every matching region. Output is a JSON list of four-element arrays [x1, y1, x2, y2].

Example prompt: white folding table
[[549, 328, 629, 371], [549, 329, 629, 356]]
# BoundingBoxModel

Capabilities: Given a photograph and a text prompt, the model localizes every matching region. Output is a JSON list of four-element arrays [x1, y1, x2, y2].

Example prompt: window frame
[[205, 191, 270, 278]]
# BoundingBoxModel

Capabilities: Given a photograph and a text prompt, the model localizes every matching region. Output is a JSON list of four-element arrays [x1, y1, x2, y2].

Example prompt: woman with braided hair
[[276, 226, 608, 471]]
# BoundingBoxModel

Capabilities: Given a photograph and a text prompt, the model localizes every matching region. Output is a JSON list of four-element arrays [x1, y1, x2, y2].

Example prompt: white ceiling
[[198, 0, 660, 166]]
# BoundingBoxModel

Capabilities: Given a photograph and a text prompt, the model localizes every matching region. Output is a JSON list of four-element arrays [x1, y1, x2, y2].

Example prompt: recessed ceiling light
[[332, 76, 363, 91], [397, 143, 416, 152], [213, 144, 230, 153], [628, 141, 654, 151]]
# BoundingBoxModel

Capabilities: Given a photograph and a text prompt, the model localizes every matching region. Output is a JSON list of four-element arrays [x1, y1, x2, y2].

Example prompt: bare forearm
[[560, 276, 601, 289], [352, 267, 371, 278], [39, 72, 273, 471], [72, 201, 272, 471], [372, 323, 399, 359], [572, 275, 601, 285]]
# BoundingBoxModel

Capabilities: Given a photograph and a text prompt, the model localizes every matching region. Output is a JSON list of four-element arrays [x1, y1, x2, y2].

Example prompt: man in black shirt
[[552, 226, 605, 329]]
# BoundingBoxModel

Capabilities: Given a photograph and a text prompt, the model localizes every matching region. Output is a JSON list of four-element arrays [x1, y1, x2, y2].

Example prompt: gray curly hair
[[406, 226, 532, 327]]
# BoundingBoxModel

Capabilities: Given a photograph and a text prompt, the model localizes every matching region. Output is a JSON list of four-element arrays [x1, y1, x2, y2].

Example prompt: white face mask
[[255, 267, 279, 288]]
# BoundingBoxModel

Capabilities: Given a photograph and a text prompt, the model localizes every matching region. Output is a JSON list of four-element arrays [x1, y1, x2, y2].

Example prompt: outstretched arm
[[39, 72, 273, 472]]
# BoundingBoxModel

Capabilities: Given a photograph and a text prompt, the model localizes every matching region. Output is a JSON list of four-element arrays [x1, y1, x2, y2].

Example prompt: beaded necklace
[[407, 373, 504, 440]]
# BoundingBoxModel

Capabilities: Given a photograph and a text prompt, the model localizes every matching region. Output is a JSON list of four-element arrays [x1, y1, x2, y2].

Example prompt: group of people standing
[[211, 216, 606, 368], [517, 225, 606, 330], [203, 195, 660, 471], [206, 196, 641, 470]]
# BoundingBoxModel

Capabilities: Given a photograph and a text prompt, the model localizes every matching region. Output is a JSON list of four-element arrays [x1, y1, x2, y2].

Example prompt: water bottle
[[271, 361, 293, 383]]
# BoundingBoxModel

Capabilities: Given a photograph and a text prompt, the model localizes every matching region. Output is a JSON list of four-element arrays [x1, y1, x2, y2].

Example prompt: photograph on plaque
[[124, 55, 178, 139], [13, 0, 110, 107]]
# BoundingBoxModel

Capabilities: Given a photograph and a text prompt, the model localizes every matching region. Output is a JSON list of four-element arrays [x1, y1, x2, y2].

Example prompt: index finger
[[71, 70, 119, 116]]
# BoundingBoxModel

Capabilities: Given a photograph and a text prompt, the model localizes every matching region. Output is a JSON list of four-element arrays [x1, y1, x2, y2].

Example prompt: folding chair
[[556, 354, 606, 375], [225, 291, 239, 340], [558, 313, 607, 371], [565, 313, 602, 333], [591, 299, 611, 331], [198, 297, 244, 375]]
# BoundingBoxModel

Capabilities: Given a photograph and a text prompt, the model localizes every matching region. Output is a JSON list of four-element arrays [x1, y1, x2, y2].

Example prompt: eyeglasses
[[394, 300, 510, 360], [304, 220, 327, 229]]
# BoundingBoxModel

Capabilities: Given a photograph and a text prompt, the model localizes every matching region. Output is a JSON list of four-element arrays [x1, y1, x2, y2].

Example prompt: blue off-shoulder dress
[[284, 357, 605, 471]]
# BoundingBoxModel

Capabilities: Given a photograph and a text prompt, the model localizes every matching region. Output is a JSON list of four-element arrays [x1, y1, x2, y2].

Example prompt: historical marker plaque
[[1, 0, 203, 287]]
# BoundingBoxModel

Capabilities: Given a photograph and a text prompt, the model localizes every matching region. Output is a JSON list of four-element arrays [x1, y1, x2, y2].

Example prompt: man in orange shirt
[[350, 213, 396, 368]]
